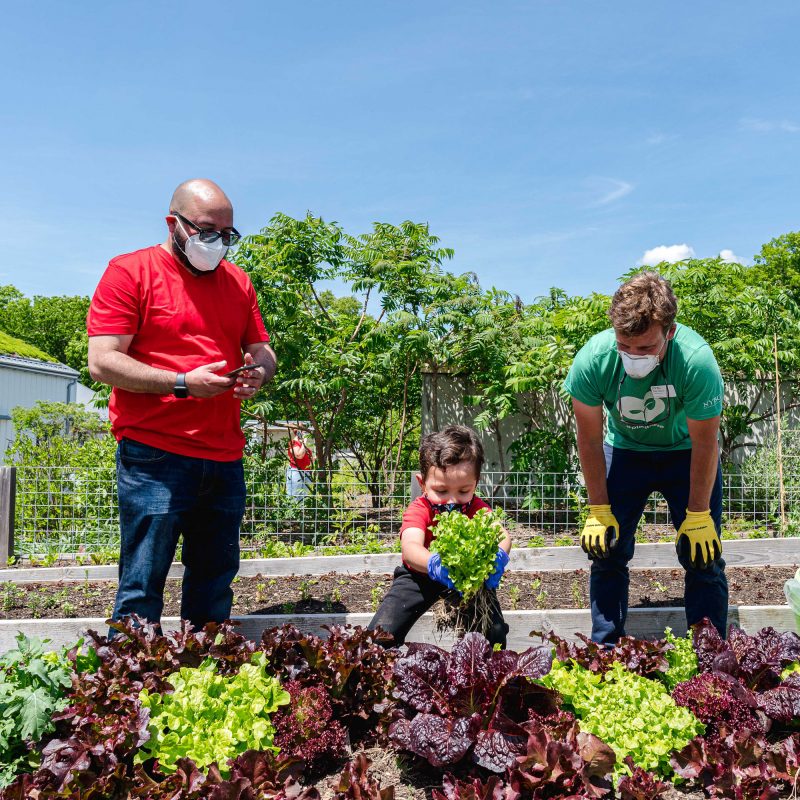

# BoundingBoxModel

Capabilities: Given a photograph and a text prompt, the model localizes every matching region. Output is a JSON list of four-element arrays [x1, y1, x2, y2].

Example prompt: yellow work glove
[[580, 504, 619, 559], [675, 510, 722, 568]]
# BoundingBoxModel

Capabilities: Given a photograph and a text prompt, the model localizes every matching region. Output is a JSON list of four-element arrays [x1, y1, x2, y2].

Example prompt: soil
[[0, 565, 795, 620]]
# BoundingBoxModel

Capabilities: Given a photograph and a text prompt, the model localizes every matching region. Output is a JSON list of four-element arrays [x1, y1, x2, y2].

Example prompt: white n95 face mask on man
[[619, 351, 660, 379], [619, 334, 669, 379], [183, 234, 228, 272]]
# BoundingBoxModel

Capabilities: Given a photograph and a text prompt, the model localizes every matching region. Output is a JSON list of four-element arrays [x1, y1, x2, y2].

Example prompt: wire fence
[[8, 462, 799, 559]]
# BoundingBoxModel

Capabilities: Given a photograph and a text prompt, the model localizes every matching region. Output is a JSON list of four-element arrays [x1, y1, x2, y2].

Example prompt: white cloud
[[718, 249, 742, 263], [646, 132, 677, 146], [639, 244, 695, 266], [740, 117, 800, 133], [588, 178, 634, 207]]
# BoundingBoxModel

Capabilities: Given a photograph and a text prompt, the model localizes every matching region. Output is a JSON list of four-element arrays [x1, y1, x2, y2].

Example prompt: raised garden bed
[[1, 538, 797, 653], [0, 617, 798, 799], [0, 566, 796, 620], [2, 538, 797, 582]]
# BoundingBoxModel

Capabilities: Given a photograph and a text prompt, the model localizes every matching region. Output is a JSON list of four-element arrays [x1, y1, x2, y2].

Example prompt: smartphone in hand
[[223, 364, 263, 378]]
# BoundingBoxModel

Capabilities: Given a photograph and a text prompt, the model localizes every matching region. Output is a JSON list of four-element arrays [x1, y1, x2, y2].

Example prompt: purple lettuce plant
[[388, 632, 557, 771]]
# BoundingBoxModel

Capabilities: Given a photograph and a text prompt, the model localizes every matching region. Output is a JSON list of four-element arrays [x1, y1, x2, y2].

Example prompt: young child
[[369, 425, 511, 647]]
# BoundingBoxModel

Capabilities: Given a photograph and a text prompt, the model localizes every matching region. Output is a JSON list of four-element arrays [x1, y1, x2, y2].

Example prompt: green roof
[[0, 330, 56, 362]]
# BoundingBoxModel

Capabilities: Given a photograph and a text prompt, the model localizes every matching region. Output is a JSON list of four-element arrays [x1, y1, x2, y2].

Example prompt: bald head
[[163, 179, 236, 262], [169, 178, 233, 218]]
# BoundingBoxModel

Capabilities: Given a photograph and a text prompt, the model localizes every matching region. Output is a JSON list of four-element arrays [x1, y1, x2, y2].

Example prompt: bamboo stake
[[774, 333, 786, 533]]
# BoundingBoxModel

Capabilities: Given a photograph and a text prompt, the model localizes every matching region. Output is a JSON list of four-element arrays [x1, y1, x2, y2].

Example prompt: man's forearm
[[91, 351, 175, 395], [688, 441, 718, 512], [577, 435, 609, 505]]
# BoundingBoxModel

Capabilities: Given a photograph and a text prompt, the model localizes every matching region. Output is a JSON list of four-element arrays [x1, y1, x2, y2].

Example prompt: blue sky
[[2, 2, 799, 303]]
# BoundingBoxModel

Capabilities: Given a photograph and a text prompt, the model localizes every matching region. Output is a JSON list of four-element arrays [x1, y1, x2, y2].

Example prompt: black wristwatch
[[173, 372, 189, 399]]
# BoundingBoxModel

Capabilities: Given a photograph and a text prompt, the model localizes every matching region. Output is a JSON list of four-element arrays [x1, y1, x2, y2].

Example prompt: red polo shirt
[[87, 245, 269, 461]]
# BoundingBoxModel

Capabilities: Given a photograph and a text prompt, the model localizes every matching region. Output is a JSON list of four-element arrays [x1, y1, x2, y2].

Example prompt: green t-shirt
[[563, 324, 723, 451]]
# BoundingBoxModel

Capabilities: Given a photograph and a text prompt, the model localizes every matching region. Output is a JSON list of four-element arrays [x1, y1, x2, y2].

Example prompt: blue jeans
[[113, 438, 245, 632], [590, 444, 728, 644], [285, 466, 312, 498]]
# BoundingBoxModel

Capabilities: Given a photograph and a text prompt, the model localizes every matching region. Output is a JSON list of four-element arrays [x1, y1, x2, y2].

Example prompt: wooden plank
[[513, 538, 800, 571], [1, 605, 795, 655], [0, 467, 15, 565], [0, 538, 797, 584], [0, 563, 179, 583]]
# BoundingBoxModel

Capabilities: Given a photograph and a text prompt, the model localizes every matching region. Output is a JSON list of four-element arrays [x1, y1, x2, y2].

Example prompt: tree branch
[[308, 282, 335, 325], [745, 400, 800, 427], [348, 287, 372, 343], [390, 358, 414, 493]]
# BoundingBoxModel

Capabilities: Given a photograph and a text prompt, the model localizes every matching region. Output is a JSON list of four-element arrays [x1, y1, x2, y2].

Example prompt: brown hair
[[608, 271, 677, 336], [419, 425, 484, 480]]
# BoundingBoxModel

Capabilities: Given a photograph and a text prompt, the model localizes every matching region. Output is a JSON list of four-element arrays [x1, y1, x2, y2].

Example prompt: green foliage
[[0, 329, 55, 361], [6, 402, 117, 553], [233, 212, 465, 494], [539, 659, 704, 777], [0, 634, 73, 787], [0, 291, 90, 369], [0, 284, 23, 310], [242, 538, 315, 559], [429, 508, 504, 600], [752, 231, 800, 298], [735, 432, 800, 534], [7, 401, 112, 464], [137, 654, 289, 776], [781, 661, 800, 680], [658, 627, 698, 691]]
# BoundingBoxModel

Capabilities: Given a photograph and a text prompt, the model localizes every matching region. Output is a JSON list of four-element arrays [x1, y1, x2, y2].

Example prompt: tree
[[5, 402, 116, 546], [0, 284, 23, 310], [0, 292, 90, 369], [752, 231, 800, 299], [233, 213, 458, 502], [441, 287, 609, 475]]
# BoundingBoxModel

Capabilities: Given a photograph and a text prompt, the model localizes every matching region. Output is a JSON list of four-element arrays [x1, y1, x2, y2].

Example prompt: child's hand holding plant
[[426, 552, 457, 590], [485, 547, 510, 590], [429, 508, 507, 600]]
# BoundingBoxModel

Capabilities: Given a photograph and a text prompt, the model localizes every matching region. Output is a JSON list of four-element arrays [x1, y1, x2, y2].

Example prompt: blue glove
[[427, 553, 456, 590], [484, 548, 510, 590]]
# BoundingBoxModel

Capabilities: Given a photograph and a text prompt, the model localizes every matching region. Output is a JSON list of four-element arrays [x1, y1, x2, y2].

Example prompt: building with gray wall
[[0, 355, 80, 462]]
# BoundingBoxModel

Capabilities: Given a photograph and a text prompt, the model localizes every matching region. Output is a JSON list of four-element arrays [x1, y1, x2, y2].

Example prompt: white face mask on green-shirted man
[[618, 334, 669, 378]]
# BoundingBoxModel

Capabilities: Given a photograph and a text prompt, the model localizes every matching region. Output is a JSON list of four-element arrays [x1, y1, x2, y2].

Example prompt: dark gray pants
[[368, 564, 509, 648]]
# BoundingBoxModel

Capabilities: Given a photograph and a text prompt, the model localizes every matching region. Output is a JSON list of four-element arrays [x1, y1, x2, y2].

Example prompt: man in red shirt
[[87, 178, 276, 631]]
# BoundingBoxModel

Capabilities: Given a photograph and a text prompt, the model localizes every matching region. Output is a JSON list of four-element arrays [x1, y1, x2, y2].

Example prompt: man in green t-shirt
[[563, 271, 728, 644]]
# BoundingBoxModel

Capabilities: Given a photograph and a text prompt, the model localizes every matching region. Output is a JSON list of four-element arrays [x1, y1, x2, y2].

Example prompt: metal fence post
[[0, 466, 16, 564]]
